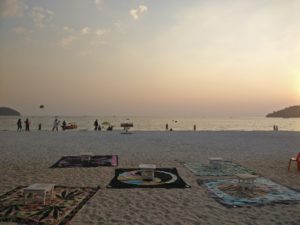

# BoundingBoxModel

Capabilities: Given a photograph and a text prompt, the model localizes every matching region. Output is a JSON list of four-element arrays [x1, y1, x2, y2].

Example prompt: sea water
[[0, 116, 300, 131]]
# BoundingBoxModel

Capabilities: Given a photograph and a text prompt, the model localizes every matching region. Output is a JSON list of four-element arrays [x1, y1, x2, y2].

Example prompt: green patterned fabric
[[184, 161, 256, 176], [0, 185, 99, 225]]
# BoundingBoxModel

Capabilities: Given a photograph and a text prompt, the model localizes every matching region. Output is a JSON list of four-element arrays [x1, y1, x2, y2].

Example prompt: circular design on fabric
[[117, 170, 178, 186], [215, 180, 270, 199]]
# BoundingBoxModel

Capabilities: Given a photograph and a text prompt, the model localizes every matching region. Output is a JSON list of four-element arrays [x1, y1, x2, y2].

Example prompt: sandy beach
[[0, 130, 300, 225]]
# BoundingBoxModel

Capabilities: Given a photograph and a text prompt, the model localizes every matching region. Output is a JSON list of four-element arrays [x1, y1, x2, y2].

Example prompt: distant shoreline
[[1, 116, 300, 131], [1, 130, 300, 133]]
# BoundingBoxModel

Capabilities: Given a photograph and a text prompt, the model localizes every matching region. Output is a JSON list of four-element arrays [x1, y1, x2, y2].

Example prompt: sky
[[0, 0, 300, 117]]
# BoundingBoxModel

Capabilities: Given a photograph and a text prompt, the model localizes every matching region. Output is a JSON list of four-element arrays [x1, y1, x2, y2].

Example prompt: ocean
[[1, 116, 300, 131]]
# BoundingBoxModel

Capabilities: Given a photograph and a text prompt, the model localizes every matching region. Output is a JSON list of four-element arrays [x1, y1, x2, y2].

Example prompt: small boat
[[62, 122, 78, 130]]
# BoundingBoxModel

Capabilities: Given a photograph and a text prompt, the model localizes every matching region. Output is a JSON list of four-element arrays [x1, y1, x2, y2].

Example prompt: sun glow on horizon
[[0, 0, 299, 116]]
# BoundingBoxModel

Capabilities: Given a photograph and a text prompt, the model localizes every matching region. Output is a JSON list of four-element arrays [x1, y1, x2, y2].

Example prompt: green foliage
[[1, 204, 20, 216], [33, 205, 65, 221], [56, 190, 82, 200]]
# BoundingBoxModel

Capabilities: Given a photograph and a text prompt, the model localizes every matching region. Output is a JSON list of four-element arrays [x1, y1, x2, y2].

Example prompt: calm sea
[[0, 116, 300, 131]]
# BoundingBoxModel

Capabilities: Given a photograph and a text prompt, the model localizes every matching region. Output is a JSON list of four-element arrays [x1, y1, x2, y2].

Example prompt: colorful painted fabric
[[0, 185, 99, 225], [200, 177, 300, 207], [184, 161, 256, 176], [50, 155, 118, 168], [107, 168, 191, 189]]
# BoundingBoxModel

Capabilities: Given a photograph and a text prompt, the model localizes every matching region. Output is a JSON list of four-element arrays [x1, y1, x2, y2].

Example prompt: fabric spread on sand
[[50, 155, 118, 168], [200, 177, 300, 207], [0, 185, 99, 225], [107, 168, 191, 189], [184, 161, 256, 176]]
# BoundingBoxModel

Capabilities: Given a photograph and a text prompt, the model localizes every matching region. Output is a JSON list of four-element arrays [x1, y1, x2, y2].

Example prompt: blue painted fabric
[[201, 177, 300, 207], [184, 161, 256, 176]]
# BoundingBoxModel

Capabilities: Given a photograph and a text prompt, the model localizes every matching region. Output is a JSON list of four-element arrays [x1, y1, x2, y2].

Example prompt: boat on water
[[62, 122, 78, 130]]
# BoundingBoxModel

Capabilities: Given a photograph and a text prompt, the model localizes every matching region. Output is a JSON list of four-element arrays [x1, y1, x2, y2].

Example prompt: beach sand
[[0, 131, 300, 225]]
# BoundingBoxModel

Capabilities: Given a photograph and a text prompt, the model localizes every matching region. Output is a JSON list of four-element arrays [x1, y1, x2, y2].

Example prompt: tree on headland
[[0, 107, 21, 116], [266, 105, 300, 118]]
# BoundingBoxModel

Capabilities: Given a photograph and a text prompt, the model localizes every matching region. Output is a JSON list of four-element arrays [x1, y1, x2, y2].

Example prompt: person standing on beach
[[52, 118, 60, 131], [94, 119, 99, 131], [166, 123, 169, 130], [24, 118, 30, 131], [193, 124, 196, 131], [17, 118, 22, 131], [62, 120, 67, 130]]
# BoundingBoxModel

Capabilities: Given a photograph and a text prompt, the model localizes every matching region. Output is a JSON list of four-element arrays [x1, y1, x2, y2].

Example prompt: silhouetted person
[[94, 119, 99, 131], [193, 124, 196, 131], [166, 123, 169, 130], [25, 118, 30, 131], [38, 123, 42, 131], [17, 119, 22, 131], [52, 118, 60, 131], [62, 120, 67, 131]]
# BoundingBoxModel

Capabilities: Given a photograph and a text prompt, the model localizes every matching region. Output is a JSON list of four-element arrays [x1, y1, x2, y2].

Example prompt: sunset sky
[[0, 0, 299, 116]]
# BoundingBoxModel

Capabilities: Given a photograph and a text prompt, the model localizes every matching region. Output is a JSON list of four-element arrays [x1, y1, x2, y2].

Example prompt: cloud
[[60, 36, 76, 48], [130, 5, 148, 20], [130, 9, 139, 20], [95, 29, 107, 37], [30, 7, 54, 28], [0, 0, 27, 17], [139, 5, 148, 14], [81, 27, 90, 35]]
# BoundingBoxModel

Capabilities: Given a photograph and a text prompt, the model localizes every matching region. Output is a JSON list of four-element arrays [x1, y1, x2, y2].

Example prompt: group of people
[[93, 120, 101, 131], [94, 120, 114, 131], [13, 118, 283, 132], [17, 118, 30, 131], [53, 119, 73, 131], [16, 117, 64, 132], [273, 124, 279, 131]]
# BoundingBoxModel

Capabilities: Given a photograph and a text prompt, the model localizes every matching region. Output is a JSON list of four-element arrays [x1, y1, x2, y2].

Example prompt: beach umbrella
[[121, 118, 133, 133]]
